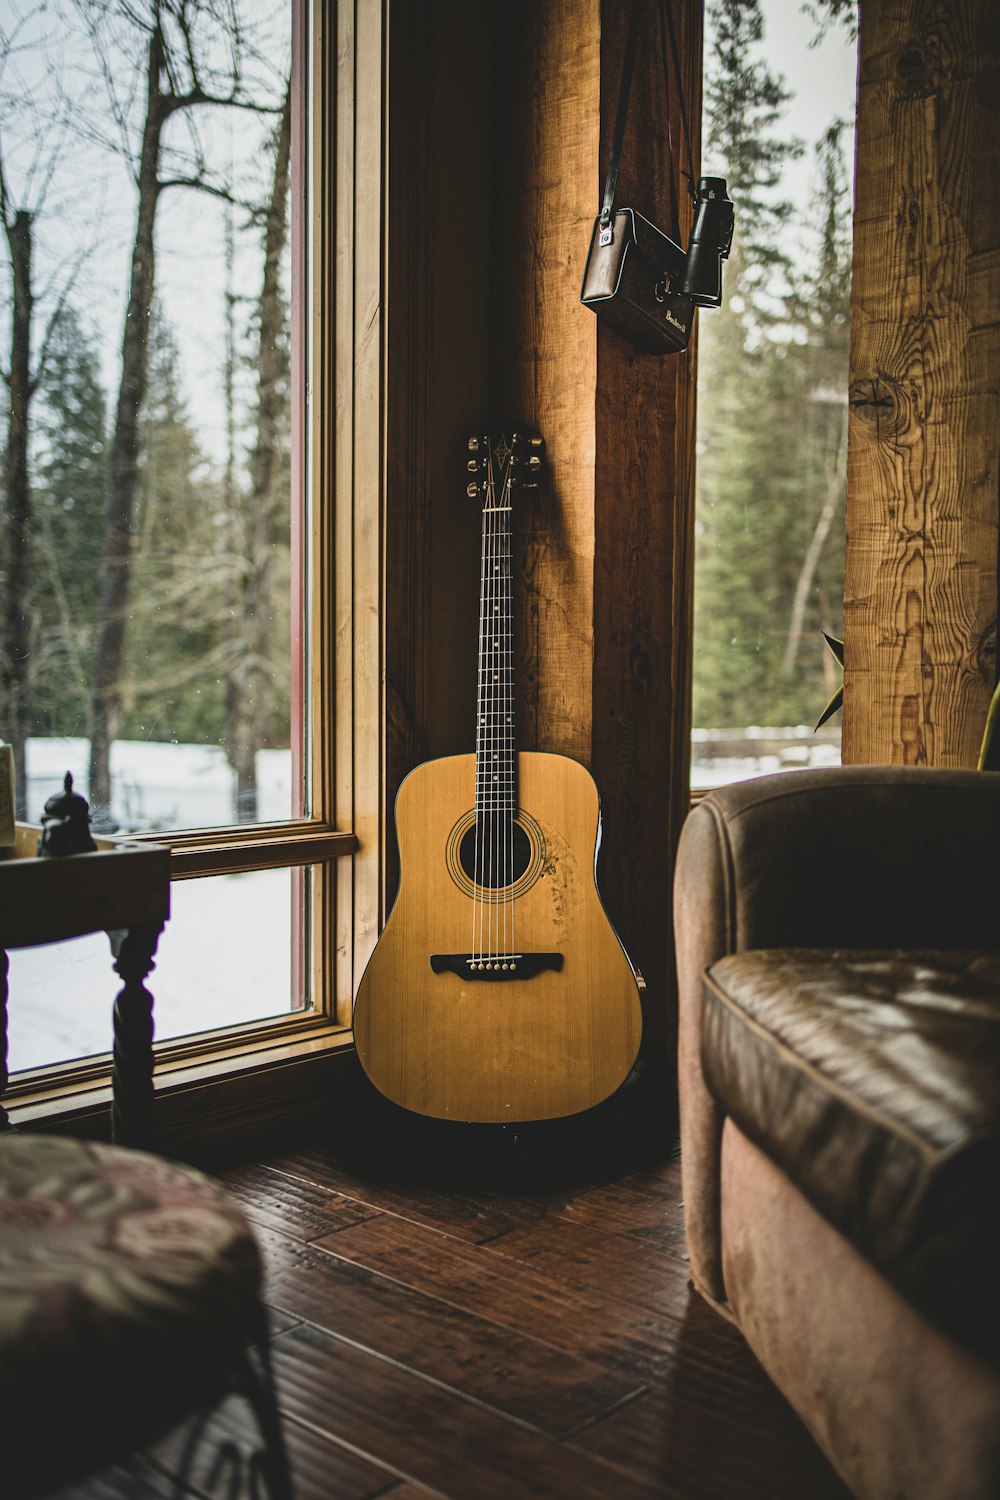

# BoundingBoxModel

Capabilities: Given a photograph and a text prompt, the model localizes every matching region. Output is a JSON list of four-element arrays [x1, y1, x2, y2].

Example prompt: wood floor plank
[[40, 1134, 851, 1500], [257, 1143, 553, 1244], [483, 1214, 694, 1317], [218, 1161, 382, 1243], [45, 1458, 192, 1500], [310, 1209, 794, 1414], [257, 1224, 642, 1436], [379, 1488, 446, 1500], [570, 1378, 852, 1500], [269, 1320, 680, 1500], [146, 1390, 402, 1500], [554, 1178, 688, 1252]]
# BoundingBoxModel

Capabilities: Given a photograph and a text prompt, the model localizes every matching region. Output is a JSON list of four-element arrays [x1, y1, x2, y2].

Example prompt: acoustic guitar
[[354, 431, 642, 1121]]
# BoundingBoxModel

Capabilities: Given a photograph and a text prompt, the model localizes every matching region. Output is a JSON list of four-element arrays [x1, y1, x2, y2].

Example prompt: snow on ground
[[10, 739, 297, 1074], [25, 736, 292, 832], [8, 864, 297, 1073]]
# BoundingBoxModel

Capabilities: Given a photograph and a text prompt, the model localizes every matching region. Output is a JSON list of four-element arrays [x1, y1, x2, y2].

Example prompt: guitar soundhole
[[457, 816, 533, 890]]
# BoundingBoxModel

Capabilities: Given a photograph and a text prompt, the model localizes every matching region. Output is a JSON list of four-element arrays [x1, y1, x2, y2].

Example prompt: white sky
[[754, 0, 857, 206], [0, 0, 290, 470], [0, 1, 857, 468]]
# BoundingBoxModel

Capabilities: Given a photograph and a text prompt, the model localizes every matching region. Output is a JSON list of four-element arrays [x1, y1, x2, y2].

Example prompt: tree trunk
[[87, 27, 165, 827], [781, 399, 847, 678], [2, 209, 34, 818], [227, 83, 292, 823]]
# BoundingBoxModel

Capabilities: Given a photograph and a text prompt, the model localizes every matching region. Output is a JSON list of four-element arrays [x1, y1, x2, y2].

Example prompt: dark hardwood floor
[[52, 1081, 850, 1499]]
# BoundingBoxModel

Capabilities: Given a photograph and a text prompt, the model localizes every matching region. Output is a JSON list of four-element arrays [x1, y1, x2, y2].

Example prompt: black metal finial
[[37, 772, 98, 857]]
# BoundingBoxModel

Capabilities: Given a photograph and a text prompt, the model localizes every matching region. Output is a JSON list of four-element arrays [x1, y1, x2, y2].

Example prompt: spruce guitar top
[[353, 431, 642, 1121]]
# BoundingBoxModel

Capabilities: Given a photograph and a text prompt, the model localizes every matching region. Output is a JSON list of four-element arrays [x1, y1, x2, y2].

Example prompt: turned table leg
[[108, 921, 164, 1149], [0, 946, 11, 1132]]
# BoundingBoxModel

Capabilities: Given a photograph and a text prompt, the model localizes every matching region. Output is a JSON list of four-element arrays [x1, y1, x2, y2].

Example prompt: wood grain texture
[[58, 1127, 847, 1499], [490, 0, 601, 764], [590, 0, 703, 1067], [844, 0, 1000, 764], [256, 1225, 642, 1438], [384, 0, 493, 906], [353, 752, 642, 1120]]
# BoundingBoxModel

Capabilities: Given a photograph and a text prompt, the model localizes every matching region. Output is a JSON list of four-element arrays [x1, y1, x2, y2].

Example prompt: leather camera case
[[581, 208, 693, 355]]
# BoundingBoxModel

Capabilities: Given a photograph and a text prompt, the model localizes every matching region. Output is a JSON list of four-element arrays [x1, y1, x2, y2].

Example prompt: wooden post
[[384, 0, 701, 1083], [590, 0, 701, 1073], [844, 0, 1000, 765]]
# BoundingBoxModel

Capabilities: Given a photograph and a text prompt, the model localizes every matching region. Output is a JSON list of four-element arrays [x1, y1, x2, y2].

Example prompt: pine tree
[[693, 0, 805, 731], [32, 306, 109, 736], [224, 81, 293, 823], [779, 122, 851, 699], [117, 308, 227, 754]]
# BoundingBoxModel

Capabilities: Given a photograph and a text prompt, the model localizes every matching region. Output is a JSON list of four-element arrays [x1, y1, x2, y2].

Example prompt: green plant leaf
[[814, 634, 844, 730], [822, 632, 844, 667], [815, 684, 843, 731]]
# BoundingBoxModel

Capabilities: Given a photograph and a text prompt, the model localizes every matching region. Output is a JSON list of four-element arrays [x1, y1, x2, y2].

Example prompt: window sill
[[8, 1024, 363, 1155]]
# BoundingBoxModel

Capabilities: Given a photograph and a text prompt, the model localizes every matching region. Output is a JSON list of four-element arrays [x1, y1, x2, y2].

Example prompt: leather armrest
[[673, 765, 1000, 1303]]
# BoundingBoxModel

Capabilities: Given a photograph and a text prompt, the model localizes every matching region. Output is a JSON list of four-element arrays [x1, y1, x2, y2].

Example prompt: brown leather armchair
[[674, 766, 1000, 1500]]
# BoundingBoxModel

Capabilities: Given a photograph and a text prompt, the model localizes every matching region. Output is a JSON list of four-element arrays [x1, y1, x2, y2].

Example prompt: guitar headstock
[[465, 430, 544, 507]]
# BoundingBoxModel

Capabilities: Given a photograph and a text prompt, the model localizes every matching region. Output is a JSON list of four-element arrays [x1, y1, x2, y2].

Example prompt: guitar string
[[472, 439, 488, 966], [490, 450, 500, 965], [486, 440, 498, 965], [473, 439, 520, 970], [486, 446, 494, 965], [503, 457, 513, 965]]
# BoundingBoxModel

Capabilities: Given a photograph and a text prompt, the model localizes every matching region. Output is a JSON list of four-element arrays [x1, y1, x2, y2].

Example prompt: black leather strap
[[599, 0, 697, 239], [600, 0, 644, 232], [658, 0, 697, 203]]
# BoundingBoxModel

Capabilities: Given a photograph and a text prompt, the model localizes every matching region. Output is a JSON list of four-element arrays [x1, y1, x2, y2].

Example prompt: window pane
[[1, 0, 302, 832], [692, 0, 857, 788], [7, 865, 309, 1073]]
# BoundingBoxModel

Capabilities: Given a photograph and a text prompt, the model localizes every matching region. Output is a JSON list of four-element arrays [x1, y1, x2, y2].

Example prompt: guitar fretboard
[[475, 474, 516, 815]]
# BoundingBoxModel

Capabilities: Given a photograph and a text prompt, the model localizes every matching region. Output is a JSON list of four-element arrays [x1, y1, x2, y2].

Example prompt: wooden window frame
[[8, 0, 386, 1149]]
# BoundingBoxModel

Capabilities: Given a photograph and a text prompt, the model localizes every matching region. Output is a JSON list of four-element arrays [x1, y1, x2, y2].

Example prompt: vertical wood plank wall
[[490, 0, 600, 766], [385, 0, 702, 1073], [592, 0, 701, 1067], [844, 0, 1000, 764]]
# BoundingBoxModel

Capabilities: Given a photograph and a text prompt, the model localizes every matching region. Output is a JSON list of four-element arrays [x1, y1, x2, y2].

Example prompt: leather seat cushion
[[702, 948, 1000, 1361]]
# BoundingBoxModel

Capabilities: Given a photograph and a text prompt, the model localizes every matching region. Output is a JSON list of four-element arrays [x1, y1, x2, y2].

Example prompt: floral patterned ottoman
[[0, 1134, 285, 1497]]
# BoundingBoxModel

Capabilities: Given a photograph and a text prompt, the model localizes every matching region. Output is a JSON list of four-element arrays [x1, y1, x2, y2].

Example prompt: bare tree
[[225, 79, 291, 822], [0, 151, 33, 817], [80, 0, 280, 825], [0, 49, 83, 816]]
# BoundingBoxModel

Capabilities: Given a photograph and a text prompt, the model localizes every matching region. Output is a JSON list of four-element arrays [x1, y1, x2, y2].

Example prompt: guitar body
[[354, 751, 642, 1122]]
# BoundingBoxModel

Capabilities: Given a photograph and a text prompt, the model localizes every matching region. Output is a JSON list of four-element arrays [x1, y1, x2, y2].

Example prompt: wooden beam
[[490, 0, 600, 766], [590, 0, 701, 1068], [844, 0, 1000, 764], [383, 0, 701, 1083]]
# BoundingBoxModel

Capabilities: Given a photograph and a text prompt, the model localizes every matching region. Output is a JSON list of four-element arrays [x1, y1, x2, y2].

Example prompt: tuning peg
[[466, 458, 480, 473], [527, 435, 544, 450], [467, 436, 480, 453], [467, 481, 481, 498], [527, 454, 542, 473]]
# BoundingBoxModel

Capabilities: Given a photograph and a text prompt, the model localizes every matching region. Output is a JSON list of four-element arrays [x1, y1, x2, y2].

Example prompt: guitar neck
[[475, 452, 515, 815]]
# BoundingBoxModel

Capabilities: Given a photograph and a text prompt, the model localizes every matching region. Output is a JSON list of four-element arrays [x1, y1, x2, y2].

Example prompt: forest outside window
[[0, 0, 365, 1097], [691, 0, 857, 789]]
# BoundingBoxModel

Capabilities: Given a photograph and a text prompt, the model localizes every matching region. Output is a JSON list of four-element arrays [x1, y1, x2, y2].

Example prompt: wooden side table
[[0, 824, 171, 1147]]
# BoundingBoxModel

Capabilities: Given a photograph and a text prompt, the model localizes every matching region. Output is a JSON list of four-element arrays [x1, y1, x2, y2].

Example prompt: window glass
[[8, 865, 308, 1072], [1, 0, 299, 832], [692, 0, 857, 788]]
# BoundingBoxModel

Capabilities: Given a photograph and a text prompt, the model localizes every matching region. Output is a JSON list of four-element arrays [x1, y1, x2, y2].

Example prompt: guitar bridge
[[430, 953, 564, 981]]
